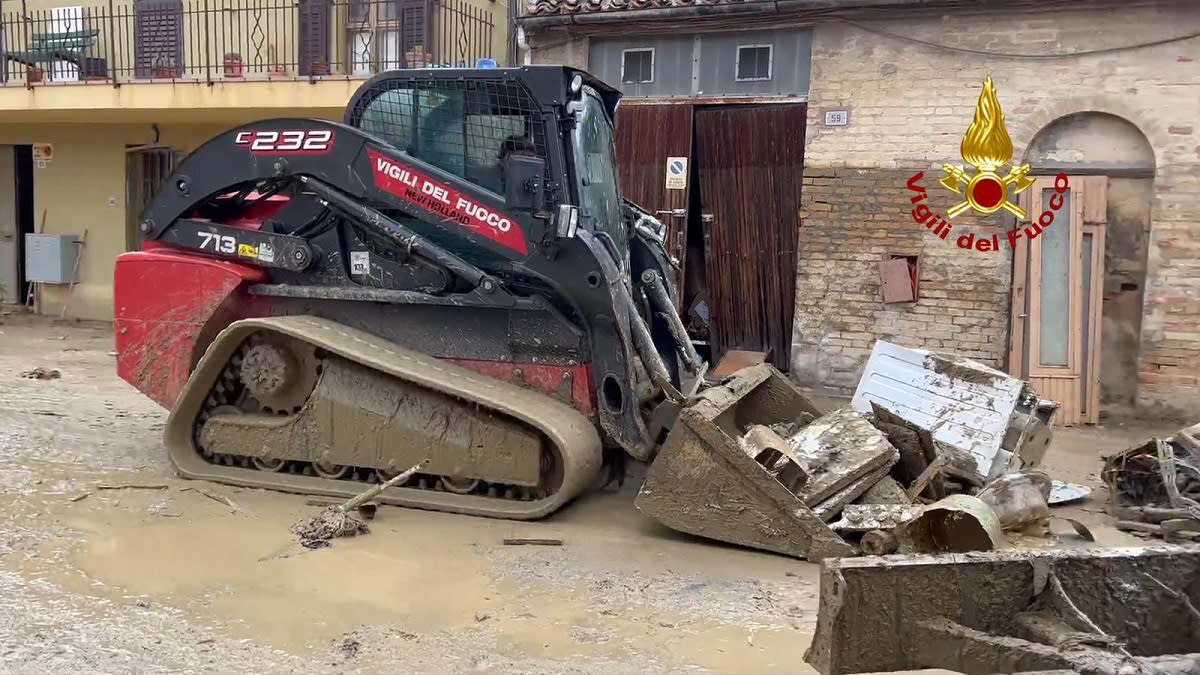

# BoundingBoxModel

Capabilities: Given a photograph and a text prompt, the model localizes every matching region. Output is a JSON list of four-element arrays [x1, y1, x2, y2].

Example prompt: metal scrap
[[977, 471, 1052, 533], [1048, 480, 1091, 504], [829, 504, 924, 532], [899, 494, 1004, 553], [737, 424, 809, 494], [851, 340, 1058, 482]]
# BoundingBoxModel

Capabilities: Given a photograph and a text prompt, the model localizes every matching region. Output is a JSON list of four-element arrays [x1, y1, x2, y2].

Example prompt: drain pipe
[[516, 24, 533, 66]]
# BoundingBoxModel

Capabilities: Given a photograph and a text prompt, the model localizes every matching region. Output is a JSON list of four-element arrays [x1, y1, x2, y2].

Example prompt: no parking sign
[[665, 156, 687, 190]]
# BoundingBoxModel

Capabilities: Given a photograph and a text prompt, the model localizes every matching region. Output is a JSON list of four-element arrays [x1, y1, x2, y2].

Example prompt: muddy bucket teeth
[[634, 363, 857, 561]]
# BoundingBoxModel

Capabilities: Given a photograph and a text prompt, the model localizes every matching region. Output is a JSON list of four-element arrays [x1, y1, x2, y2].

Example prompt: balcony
[[0, 0, 503, 87]]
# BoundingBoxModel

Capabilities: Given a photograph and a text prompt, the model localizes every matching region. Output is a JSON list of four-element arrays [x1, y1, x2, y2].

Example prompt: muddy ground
[[0, 312, 1180, 674]]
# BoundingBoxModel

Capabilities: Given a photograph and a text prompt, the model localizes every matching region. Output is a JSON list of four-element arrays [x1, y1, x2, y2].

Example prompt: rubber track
[[164, 315, 604, 520]]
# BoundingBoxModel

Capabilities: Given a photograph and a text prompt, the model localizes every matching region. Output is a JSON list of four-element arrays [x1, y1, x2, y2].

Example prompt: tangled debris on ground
[[291, 460, 427, 548], [20, 367, 60, 380], [1104, 422, 1200, 541]]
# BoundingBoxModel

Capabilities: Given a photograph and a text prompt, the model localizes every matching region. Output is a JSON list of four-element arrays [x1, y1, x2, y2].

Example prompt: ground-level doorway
[[125, 145, 182, 252], [1008, 175, 1108, 425], [614, 101, 806, 373], [1009, 111, 1157, 425], [0, 145, 35, 305]]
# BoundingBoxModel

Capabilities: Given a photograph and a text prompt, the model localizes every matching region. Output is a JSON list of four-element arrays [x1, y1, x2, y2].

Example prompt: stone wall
[[796, 2, 1200, 416]]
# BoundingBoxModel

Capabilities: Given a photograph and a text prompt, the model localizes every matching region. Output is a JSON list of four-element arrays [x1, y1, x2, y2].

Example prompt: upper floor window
[[735, 44, 772, 82], [621, 48, 654, 85]]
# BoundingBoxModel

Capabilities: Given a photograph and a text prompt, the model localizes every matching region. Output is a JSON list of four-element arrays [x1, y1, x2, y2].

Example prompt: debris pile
[[291, 460, 426, 548], [745, 341, 1078, 556], [20, 367, 61, 380], [1103, 422, 1200, 542], [636, 341, 1078, 561]]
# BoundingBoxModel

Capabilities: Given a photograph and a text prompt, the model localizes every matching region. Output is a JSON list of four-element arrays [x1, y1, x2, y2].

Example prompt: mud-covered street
[[0, 313, 1179, 674]]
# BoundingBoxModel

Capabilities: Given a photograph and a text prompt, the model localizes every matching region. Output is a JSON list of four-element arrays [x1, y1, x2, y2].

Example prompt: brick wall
[[794, 168, 1011, 390], [797, 2, 1200, 416]]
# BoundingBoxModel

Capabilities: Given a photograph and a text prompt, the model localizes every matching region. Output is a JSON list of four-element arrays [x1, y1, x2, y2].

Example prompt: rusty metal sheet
[[694, 103, 806, 371], [711, 349, 768, 378], [879, 257, 915, 304], [614, 103, 693, 290]]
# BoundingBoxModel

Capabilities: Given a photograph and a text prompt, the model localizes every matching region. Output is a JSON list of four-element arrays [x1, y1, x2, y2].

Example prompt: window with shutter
[[298, 0, 331, 76], [133, 0, 183, 78], [125, 147, 181, 251], [347, 0, 428, 76], [50, 6, 85, 82]]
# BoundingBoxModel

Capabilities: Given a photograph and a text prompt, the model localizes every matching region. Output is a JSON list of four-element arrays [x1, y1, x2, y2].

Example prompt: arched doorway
[[1008, 112, 1155, 424]]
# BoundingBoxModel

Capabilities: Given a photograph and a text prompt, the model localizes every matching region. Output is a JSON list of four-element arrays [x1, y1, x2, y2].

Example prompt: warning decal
[[366, 147, 529, 256]]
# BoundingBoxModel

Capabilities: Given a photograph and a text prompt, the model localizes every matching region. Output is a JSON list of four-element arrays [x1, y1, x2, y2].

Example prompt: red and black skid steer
[[113, 66, 847, 557]]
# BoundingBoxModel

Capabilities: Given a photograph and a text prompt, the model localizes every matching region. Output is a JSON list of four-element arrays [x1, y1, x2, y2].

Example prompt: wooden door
[[693, 104, 806, 372], [0, 146, 15, 303], [1008, 175, 1107, 424], [613, 103, 693, 289]]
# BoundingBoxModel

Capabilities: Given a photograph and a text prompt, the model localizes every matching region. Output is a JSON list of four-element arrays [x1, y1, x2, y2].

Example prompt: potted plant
[[267, 45, 286, 77], [405, 46, 431, 68], [223, 52, 244, 78], [310, 61, 330, 76], [153, 55, 176, 79], [26, 65, 44, 83]]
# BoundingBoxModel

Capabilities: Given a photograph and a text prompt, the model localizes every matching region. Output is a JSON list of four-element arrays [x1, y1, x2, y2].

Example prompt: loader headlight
[[556, 204, 579, 239], [569, 73, 583, 97]]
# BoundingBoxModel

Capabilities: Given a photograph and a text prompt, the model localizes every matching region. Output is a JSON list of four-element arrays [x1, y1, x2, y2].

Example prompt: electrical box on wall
[[25, 234, 81, 284]]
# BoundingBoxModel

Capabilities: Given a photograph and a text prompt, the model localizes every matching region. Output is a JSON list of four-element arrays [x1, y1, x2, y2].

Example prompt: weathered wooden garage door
[[613, 103, 693, 288], [694, 104, 806, 372]]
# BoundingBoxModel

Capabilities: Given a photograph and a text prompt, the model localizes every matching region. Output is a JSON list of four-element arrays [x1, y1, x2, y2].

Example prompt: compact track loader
[[113, 66, 837, 555]]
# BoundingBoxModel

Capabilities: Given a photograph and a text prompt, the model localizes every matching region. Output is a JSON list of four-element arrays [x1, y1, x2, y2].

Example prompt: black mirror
[[503, 154, 546, 212]]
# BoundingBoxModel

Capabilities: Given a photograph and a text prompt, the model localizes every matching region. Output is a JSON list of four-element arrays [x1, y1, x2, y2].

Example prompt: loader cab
[[343, 66, 629, 267], [566, 78, 629, 272]]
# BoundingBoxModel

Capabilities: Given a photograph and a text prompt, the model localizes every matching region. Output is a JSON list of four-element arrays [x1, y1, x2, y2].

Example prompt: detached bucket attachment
[[635, 363, 857, 561], [805, 545, 1200, 675]]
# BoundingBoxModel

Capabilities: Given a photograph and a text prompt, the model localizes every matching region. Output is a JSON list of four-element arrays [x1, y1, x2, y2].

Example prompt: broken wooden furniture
[[805, 545, 1200, 675], [1104, 422, 1200, 541]]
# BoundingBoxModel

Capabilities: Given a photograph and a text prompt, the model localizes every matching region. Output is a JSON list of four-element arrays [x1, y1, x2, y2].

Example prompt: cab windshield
[[573, 87, 627, 265]]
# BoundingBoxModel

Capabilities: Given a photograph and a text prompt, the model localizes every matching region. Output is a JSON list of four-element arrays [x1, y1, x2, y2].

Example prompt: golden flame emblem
[[939, 76, 1034, 219]]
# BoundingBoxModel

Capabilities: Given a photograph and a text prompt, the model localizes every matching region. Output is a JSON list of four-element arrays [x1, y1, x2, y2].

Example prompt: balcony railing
[[0, 0, 499, 86]]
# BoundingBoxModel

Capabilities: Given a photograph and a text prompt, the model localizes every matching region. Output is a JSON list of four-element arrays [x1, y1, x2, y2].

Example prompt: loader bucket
[[805, 545, 1200, 675], [635, 363, 858, 561]]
